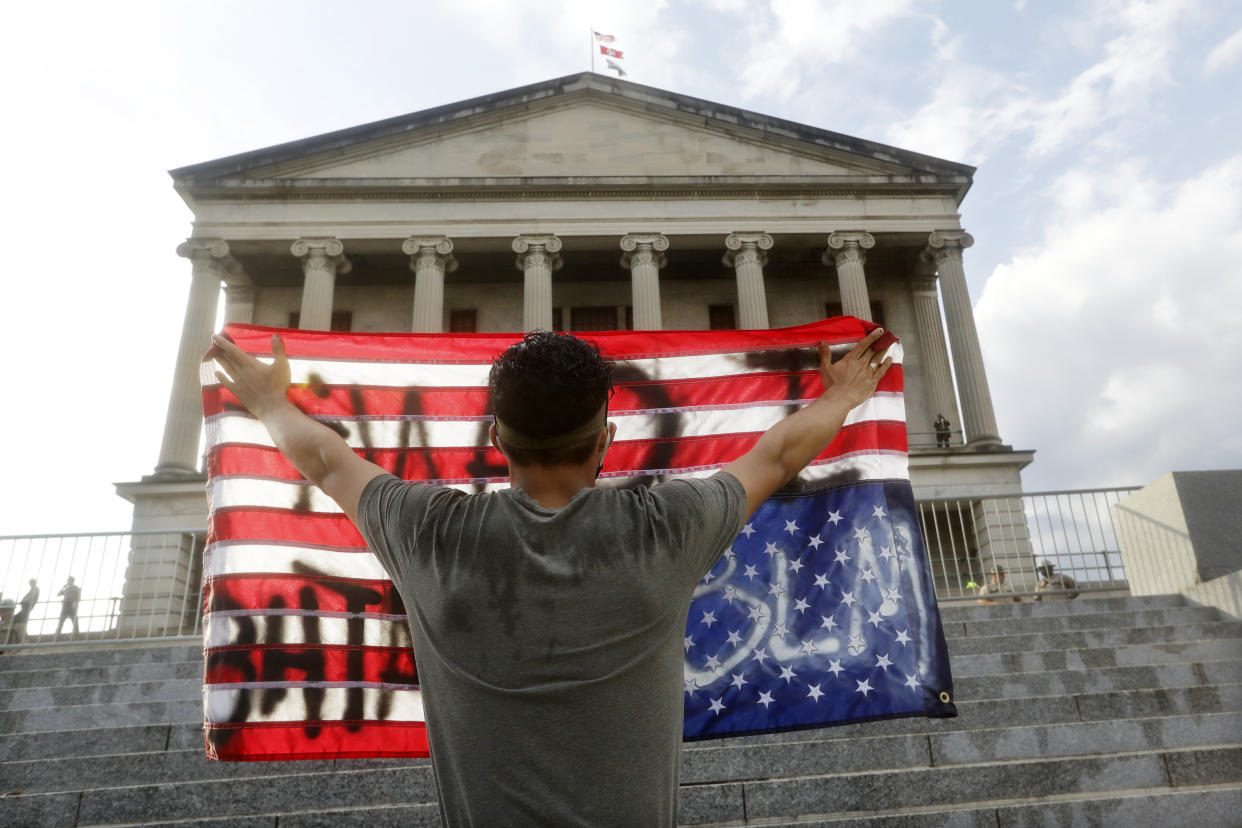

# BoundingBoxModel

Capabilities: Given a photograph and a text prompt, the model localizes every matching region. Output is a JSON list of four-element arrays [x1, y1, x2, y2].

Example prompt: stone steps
[[5, 745, 1237, 827], [2, 592, 1240, 826], [9, 657, 1241, 715]]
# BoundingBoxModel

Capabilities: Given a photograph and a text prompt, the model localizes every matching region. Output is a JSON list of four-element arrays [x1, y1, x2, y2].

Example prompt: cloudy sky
[[1, 0, 1239, 535]]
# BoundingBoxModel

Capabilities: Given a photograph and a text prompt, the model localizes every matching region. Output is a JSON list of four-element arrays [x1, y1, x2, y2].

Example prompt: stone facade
[[117, 73, 1034, 606]]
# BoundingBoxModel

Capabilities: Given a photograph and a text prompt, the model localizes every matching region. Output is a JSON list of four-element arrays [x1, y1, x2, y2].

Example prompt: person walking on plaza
[[56, 576, 80, 635]]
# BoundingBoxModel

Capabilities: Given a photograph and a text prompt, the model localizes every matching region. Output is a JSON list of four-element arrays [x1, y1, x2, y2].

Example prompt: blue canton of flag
[[683, 480, 954, 739]]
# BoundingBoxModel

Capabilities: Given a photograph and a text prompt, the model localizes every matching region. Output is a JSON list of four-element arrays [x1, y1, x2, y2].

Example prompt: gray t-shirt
[[357, 472, 747, 827]]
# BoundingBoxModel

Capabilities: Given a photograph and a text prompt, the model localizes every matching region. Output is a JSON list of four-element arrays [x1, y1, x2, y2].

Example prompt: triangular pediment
[[246, 99, 893, 180], [173, 74, 973, 192]]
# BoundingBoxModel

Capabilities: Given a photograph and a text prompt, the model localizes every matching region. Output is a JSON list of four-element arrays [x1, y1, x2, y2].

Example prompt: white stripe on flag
[[207, 452, 911, 516], [204, 686, 425, 725], [204, 612, 412, 648], [201, 344, 906, 389], [205, 394, 907, 452], [206, 543, 389, 581]]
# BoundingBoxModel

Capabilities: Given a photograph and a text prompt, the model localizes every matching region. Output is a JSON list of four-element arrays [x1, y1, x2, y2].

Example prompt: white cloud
[[735, 0, 917, 101], [975, 154, 1242, 489], [887, 0, 1196, 163], [1204, 26, 1242, 74]]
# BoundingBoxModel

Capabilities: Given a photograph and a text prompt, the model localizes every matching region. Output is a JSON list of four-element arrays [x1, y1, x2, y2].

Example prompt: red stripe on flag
[[207, 421, 908, 482], [204, 645, 417, 686], [212, 510, 367, 546], [212, 318, 892, 363], [205, 574, 407, 616], [205, 721, 429, 761]]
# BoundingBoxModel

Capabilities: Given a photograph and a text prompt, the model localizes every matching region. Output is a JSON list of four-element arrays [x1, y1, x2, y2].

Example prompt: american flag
[[593, 31, 616, 43], [200, 319, 955, 760]]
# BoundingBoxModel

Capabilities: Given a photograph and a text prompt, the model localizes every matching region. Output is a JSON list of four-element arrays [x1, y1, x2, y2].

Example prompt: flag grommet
[[939, 691, 952, 704]]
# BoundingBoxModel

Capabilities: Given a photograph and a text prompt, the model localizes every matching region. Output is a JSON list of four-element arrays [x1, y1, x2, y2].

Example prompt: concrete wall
[[1114, 470, 1242, 596]]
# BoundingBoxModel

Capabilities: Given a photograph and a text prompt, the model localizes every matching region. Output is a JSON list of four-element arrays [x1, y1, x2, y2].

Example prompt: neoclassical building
[[117, 73, 1033, 625]]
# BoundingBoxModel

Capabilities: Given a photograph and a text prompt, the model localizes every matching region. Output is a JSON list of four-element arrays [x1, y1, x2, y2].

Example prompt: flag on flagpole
[[593, 31, 616, 42], [200, 319, 955, 760], [606, 58, 627, 77], [600, 45, 623, 59]]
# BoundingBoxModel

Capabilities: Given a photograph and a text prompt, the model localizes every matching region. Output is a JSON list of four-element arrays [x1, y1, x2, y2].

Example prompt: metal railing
[[0, 485, 1145, 648], [0, 529, 205, 650], [919, 486, 1140, 601]]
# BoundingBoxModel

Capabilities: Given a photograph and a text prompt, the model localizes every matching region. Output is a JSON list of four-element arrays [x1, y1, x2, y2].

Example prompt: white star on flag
[[840, 590, 857, 608], [808, 535, 824, 550], [743, 564, 758, 580], [895, 629, 912, 646], [827, 510, 843, 525], [778, 665, 797, 681], [820, 615, 839, 633], [904, 672, 922, 692], [794, 597, 811, 614], [741, 523, 756, 537], [684, 635, 695, 651], [834, 548, 851, 565], [873, 505, 887, 518], [860, 568, 877, 584], [788, 558, 805, 574], [725, 630, 742, 646], [704, 653, 722, 670], [757, 691, 775, 708], [730, 672, 748, 689], [700, 610, 717, 627], [807, 684, 825, 702], [867, 610, 884, 628], [827, 658, 844, 677], [784, 520, 800, 534], [813, 572, 830, 589], [764, 542, 780, 557], [855, 678, 874, 696], [708, 697, 727, 715], [875, 653, 893, 671]]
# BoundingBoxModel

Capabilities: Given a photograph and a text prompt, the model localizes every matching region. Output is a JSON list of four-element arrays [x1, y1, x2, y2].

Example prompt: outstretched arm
[[722, 328, 892, 518], [209, 333, 387, 526]]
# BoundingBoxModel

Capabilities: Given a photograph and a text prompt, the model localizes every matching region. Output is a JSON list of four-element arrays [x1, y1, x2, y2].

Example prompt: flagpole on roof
[[590, 26, 595, 73]]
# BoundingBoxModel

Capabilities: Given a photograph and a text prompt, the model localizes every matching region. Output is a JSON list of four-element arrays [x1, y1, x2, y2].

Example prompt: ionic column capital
[[176, 239, 235, 278], [823, 231, 875, 267], [512, 235, 563, 271], [404, 236, 458, 274], [619, 233, 668, 269], [924, 230, 975, 264], [291, 238, 352, 275], [723, 232, 773, 268]]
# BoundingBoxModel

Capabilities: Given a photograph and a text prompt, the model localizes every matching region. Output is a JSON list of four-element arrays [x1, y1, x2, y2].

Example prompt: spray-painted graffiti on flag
[[200, 319, 955, 760]]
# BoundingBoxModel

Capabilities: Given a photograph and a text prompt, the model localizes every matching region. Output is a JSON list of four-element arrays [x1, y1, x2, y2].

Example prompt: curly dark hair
[[488, 330, 615, 467]]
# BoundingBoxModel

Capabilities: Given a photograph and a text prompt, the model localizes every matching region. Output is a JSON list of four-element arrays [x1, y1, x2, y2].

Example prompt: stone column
[[910, 275, 960, 444], [512, 235, 563, 331], [926, 231, 1001, 447], [223, 285, 255, 325], [403, 236, 458, 332], [291, 238, 350, 330], [724, 232, 773, 329], [824, 231, 875, 321], [154, 240, 231, 477], [620, 233, 669, 330]]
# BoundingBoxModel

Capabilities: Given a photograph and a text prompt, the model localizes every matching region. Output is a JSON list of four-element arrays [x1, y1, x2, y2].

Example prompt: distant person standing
[[976, 565, 1022, 604], [56, 577, 80, 635], [15, 579, 40, 639]]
